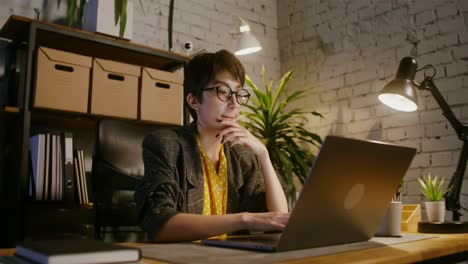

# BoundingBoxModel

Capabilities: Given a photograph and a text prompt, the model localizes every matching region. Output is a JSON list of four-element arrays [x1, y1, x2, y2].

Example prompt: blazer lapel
[[225, 143, 244, 214], [179, 123, 204, 214]]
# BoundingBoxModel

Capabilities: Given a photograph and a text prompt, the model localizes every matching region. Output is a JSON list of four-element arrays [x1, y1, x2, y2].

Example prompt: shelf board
[[4, 106, 19, 113], [26, 200, 94, 210], [1, 106, 20, 119]]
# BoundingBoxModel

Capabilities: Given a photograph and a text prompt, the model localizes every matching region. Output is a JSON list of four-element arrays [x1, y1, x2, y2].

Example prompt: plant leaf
[[115, 0, 121, 26], [77, 0, 86, 27], [67, 0, 77, 27], [119, 0, 127, 38], [139, 0, 145, 16], [271, 70, 293, 111]]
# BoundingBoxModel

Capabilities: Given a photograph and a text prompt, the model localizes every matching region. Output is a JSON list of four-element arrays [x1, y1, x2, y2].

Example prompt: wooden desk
[[276, 233, 468, 263], [2, 233, 468, 263]]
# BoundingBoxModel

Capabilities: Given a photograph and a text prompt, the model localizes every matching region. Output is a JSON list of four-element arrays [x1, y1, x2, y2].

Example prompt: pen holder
[[401, 204, 421, 232], [375, 201, 402, 237]]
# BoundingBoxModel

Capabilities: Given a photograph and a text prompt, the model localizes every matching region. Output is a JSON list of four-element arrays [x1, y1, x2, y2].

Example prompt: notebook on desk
[[201, 135, 416, 252]]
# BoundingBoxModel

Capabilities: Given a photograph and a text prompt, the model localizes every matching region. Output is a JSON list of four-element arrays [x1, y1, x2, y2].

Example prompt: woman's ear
[[186, 93, 200, 111]]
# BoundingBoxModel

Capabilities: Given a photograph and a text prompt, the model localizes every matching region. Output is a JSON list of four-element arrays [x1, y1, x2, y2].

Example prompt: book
[[28, 150, 35, 198], [62, 132, 75, 204], [79, 150, 89, 204], [74, 155, 83, 205], [15, 239, 141, 264], [51, 134, 57, 200], [44, 133, 50, 200], [30, 134, 46, 200], [57, 134, 63, 200]]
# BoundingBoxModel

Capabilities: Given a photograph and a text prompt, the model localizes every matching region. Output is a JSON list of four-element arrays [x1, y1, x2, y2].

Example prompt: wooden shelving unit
[[0, 15, 190, 246]]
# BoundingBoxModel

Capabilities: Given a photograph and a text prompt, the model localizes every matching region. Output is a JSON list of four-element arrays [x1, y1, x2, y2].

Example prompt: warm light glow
[[235, 46, 262, 55], [239, 23, 250, 33], [378, 93, 418, 112]]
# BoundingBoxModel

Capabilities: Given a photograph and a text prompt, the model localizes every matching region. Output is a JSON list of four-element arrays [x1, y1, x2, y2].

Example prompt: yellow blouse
[[196, 137, 228, 216]]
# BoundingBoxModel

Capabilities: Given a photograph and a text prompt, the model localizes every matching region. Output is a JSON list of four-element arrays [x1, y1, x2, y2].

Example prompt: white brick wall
[[2, 0, 468, 223], [279, 0, 468, 221], [0, 0, 281, 85]]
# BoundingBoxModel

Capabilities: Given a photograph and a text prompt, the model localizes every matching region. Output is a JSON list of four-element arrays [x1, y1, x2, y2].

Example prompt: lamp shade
[[235, 31, 262, 55], [378, 57, 419, 112], [234, 18, 262, 56]]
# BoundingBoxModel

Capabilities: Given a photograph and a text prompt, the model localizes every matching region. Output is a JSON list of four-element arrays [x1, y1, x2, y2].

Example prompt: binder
[[44, 133, 50, 200], [62, 133, 75, 204], [57, 134, 63, 200], [51, 134, 57, 200], [30, 134, 45, 200], [28, 150, 35, 198]]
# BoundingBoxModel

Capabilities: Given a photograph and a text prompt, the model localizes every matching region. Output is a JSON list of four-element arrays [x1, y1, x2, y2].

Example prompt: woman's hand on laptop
[[239, 212, 290, 232]]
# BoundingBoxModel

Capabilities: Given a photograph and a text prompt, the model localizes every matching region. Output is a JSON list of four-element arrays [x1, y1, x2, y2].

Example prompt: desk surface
[[273, 233, 468, 264], [2, 233, 468, 263]]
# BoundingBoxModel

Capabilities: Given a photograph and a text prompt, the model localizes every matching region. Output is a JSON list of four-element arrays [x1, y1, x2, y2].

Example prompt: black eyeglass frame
[[202, 84, 251, 105]]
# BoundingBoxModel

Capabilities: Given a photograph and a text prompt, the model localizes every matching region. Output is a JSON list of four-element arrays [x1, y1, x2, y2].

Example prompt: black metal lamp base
[[418, 221, 468, 233]]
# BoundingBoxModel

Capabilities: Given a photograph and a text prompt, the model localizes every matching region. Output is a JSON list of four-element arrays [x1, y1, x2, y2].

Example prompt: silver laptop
[[201, 135, 416, 252]]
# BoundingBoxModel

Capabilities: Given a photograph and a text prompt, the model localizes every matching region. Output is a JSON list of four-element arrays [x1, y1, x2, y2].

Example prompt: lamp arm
[[418, 77, 463, 133], [447, 141, 468, 220], [419, 77, 468, 221]]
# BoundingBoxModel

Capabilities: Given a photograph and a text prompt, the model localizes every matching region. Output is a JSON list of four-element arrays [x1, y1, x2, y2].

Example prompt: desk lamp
[[234, 18, 262, 56], [378, 57, 468, 233]]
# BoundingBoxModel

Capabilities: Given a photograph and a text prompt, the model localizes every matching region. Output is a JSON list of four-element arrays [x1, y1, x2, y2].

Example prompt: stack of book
[[29, 133, 90, 205], [29, 133, 74, 202], [73, 149, 89, 205], [15, 239, 141, 264]]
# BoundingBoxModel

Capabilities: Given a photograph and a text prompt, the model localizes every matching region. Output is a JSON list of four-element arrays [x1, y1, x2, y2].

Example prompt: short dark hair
[[184, 49, 245, 120]]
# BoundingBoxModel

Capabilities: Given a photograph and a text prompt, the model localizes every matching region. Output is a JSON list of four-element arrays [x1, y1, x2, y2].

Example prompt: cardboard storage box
[[34, 47, 92, 113], [90, 58, 140, 119], [140, 67, 183, 125]]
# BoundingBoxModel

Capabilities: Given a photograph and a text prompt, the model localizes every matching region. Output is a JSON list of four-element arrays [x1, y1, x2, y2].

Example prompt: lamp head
[[234, 18, 262, 56], [378, 57, 419, 112]]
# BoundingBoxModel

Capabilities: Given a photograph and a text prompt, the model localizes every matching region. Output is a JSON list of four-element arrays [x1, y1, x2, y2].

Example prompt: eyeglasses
[[202, 84, 251, 105]]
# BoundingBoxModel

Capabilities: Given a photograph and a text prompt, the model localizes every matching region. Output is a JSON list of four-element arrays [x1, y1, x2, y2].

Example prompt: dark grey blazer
[[134, 122, 266, 238]]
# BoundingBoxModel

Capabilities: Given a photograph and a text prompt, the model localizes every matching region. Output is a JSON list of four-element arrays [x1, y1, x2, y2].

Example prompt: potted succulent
[[418, 173, 451, 222], [241, 66, 323, 205]]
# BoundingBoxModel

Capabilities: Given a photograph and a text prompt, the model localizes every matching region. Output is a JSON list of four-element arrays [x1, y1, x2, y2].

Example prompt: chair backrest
[[92, 118, 158, 242]]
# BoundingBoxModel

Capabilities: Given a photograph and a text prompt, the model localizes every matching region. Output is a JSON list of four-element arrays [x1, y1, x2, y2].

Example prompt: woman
[[134, 49, 289, 242]]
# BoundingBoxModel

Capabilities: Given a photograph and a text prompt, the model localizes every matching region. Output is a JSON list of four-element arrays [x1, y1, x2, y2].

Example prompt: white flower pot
[[425, 201, 445, 222]]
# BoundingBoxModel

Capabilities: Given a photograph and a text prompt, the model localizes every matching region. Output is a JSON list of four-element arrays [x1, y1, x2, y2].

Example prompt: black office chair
[[92, 118, 158, 243]]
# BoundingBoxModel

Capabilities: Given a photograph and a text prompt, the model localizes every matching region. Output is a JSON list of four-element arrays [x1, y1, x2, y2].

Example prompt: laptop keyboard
[[221, 233, 281, 244]]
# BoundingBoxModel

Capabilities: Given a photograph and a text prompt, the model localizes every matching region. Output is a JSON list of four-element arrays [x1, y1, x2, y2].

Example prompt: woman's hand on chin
[[217, 119, 268, 157]]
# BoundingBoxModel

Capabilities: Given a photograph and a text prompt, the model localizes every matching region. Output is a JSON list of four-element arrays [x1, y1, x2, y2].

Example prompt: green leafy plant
[[418, 173, 451, 202], [241, 66, 323, 203], [66, 0, 86, 28], [67, 0, 144, 38]]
